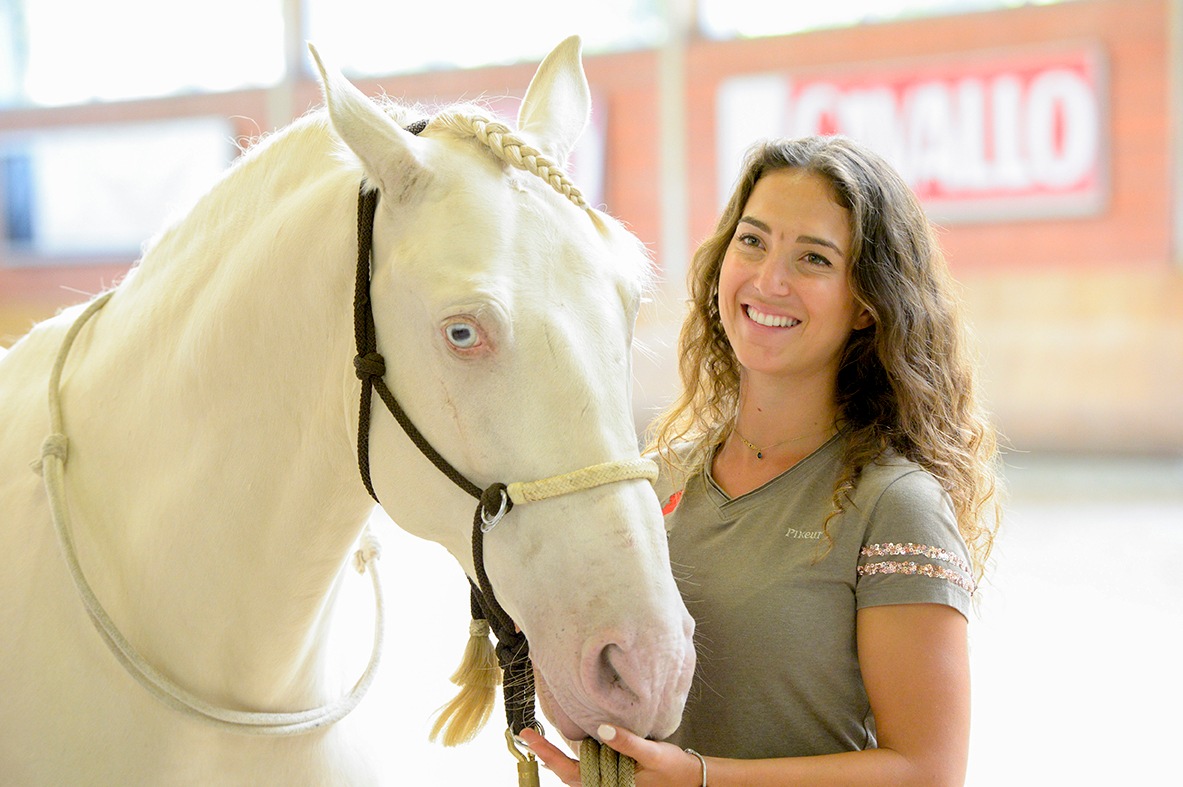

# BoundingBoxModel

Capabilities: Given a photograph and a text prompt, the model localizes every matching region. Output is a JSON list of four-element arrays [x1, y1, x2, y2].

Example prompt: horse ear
[[517, 35, 591, 168], [308, 43, 429, 201]]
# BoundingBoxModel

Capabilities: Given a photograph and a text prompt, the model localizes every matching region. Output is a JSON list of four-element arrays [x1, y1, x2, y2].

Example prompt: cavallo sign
[[717, 45, 1106, 222]]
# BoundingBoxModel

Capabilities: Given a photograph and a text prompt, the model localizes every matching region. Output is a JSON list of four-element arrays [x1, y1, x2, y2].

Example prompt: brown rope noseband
[[353, 179, 535, 737], [350, 120, 657, 739]]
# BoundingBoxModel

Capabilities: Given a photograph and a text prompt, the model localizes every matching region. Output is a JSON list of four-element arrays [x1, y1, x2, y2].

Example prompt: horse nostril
[[580, 619, 695, 738], [584, 641, 643, 720], [599, 645, 630, 693]]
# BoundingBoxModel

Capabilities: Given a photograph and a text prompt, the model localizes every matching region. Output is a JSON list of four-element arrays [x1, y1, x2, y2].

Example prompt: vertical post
[[268, 0, 307, 133], [658, 0, 694, 295], [632, 0, 697, 436], [1172, 0, 1183, 267]]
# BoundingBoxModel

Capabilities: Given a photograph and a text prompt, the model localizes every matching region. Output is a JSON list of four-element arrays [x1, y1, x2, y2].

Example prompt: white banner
[[717, 45, 1107, 222]]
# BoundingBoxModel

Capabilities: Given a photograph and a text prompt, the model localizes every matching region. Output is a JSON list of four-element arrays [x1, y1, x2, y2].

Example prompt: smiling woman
[[525, 133, 1000, 786], [716, 168, 874, 388]]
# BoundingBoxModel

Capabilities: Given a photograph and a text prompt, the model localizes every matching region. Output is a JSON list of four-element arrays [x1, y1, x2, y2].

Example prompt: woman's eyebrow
[[738, 216, 846, 258], [796, 234, 845, 257], [737, 215, 770, 233]]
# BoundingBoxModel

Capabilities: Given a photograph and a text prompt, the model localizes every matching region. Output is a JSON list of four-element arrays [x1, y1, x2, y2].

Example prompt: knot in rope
[[353, 531, 382, 574], [353, 352, 386, 380], [492, 632, 536, 736], [40, 290, 387, 736], [42, 432, 69, 462], [34, 433, 70, 473]]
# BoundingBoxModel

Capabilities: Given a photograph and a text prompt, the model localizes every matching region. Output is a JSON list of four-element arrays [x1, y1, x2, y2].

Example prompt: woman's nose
[[754, 257, 791, 295]]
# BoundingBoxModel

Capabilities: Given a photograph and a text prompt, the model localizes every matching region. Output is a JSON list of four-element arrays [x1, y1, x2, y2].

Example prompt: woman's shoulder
[[851, 451, 949, 513], [848, 450, 962, 553], [852, 452, 976, 611]]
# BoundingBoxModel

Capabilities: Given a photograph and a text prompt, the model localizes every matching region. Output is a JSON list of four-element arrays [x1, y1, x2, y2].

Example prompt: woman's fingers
[[518, 727, 582, 785]]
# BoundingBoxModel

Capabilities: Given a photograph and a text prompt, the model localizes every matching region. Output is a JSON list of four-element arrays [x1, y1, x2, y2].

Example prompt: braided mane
[[429, 108, 588, 210]]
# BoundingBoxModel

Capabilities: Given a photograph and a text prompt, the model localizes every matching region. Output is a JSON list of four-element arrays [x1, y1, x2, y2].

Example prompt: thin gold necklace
[[733, 426, 832, 460]]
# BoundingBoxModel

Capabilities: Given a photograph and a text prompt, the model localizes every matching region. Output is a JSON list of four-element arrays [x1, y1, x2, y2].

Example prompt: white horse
[[0, 37, 694, 785]]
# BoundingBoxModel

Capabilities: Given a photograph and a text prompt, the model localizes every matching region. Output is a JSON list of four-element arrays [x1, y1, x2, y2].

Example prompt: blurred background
[[2, 0, 1180, 783]]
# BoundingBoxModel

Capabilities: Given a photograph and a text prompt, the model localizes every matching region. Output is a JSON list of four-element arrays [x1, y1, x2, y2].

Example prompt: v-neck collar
[[704, 431, 844, 510]]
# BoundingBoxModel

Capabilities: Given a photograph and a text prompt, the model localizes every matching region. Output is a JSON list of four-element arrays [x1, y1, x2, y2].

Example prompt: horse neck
[[64, 117, 376, 707]]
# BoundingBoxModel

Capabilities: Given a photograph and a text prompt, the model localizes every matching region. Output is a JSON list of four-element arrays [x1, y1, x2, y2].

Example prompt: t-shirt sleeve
[[855, 468, 975, 619]]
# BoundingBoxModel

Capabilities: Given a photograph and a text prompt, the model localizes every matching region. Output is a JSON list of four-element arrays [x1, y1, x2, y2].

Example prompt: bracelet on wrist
[[684, 747, 707, 786]]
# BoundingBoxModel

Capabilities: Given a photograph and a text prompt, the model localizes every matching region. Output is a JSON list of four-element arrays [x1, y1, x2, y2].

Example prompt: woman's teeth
[[746, 305, 800, 328]]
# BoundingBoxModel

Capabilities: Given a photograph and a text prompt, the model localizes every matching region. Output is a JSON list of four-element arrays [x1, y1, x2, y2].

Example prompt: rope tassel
[[430, 614, 500, 746]]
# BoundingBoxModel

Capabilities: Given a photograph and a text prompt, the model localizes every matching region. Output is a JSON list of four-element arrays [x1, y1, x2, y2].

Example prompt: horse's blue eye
[[445, 323, 479, 349]]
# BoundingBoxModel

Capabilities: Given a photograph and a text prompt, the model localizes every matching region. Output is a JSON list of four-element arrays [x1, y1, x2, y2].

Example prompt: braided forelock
[[428, 108, 589, 210]]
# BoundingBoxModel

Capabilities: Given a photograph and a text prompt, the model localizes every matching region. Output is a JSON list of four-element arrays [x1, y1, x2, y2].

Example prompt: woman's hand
[[518, 725, 705, 787], [517, 727, 581, 785]]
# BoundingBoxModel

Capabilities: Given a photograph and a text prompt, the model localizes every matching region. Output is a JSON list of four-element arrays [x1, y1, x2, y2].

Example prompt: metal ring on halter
[[511, 720, 545, 746], [480, 486, 510, 533]]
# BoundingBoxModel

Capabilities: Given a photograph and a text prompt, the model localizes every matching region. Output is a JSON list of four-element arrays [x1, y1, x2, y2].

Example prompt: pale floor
[[338, 454, 1183, 785]]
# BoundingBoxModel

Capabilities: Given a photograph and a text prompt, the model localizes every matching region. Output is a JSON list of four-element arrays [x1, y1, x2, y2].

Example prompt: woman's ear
[[853, 307, 875, 331]]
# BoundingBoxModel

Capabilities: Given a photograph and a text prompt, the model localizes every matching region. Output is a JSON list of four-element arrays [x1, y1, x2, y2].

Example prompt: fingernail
[[597, 724, 617, 741]]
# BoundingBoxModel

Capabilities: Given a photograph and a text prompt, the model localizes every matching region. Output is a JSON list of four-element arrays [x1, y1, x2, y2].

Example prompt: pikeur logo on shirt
[[785, 527, 823, 539]]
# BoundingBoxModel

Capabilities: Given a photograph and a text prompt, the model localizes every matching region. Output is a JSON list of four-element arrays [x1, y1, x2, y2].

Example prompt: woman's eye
[[445, 322, 480, 349], [805, 252, 832, 267], [737, 233, 761, 247]]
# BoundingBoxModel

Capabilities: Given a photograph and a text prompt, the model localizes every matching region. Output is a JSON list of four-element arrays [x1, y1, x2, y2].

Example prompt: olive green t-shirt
[[658, 435, 974, 759]]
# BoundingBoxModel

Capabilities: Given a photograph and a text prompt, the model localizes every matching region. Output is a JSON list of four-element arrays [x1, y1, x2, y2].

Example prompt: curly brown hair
[[646, 135, 1000, 581]]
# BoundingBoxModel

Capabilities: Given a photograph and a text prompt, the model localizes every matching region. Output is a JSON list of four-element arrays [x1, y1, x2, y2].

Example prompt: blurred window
[[0, 0, 285, 107], [0, 0, 1085, 267], [304, 0, 664, 76], [1, 118, 235, 259], [698, 0, 1081, 38]]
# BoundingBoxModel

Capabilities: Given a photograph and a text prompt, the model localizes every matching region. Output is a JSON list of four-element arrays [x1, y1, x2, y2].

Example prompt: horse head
[[312, 38, 695, 743]]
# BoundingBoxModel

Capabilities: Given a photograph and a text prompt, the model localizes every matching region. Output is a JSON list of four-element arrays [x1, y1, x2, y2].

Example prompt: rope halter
[[352, 117, 658, 754]]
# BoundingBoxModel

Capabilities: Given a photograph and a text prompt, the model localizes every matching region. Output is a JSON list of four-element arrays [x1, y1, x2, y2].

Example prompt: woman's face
[[717, 167, 872, 386]]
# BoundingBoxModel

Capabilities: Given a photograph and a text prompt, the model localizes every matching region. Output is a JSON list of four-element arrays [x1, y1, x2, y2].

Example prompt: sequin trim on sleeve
[[858, 542, 976, 596]]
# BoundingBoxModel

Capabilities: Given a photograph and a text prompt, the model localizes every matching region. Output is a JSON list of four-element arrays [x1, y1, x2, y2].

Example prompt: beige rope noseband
[[508, 458, 657, 504], [36, 290, 386, 735], [477, 458, 658, 533]]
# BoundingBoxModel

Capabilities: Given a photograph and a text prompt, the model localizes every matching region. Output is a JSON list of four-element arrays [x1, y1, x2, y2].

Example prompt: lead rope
[[580, 739, 636, 787], [36, 290, 386, 735]]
